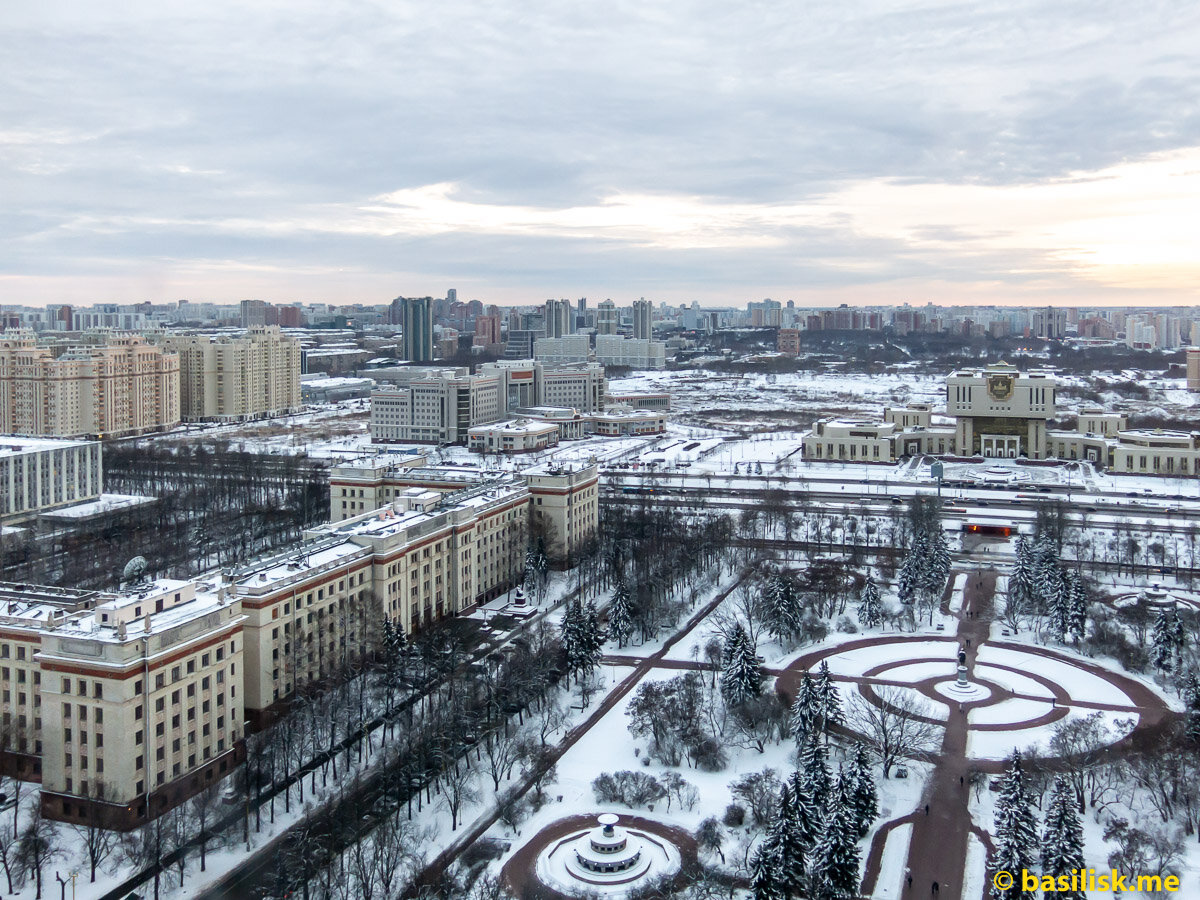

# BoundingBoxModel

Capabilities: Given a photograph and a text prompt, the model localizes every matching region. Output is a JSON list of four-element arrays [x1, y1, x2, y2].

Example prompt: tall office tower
[[240, 299, 268, 328], [544, 299, 573, 338], [596, 299, 619, 335], [399, 297, 435, 362], [447, 288, 457, 303], [632, 298, 653, 340], [576, 297, 587, 330]]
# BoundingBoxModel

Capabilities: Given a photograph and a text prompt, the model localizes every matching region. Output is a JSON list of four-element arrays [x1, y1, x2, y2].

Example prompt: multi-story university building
[[804, 362, 1200, 476], [0, 578, 245, 829], [0, 438, 103, 524], [369, 361, 605, 445], [0, 459, 599, 829], [162, 327, 301, 422], [0, 332, 180, 439], [328, 455, 599, 564]]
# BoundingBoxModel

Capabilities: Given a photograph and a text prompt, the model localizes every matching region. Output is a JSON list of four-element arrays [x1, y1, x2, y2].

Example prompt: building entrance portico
[[980, 435, 1021, 458]]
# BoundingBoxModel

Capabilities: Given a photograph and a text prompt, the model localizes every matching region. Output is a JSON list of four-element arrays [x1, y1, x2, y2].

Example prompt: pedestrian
[[907, 874, 913, 889], [933, 881, 940, 896], [960, 775, 964, 786], [925, 803, 930, 816], [966, 638, 971, 648]]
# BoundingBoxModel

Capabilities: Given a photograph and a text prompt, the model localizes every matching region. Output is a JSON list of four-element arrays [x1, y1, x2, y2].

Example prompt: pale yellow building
[[1, 578, 245, 829], [0, 332, 180, 439], [163, 326, 301, 422]]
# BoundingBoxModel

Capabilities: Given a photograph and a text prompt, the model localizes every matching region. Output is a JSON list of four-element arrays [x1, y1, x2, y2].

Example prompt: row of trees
[[1, 443, 329, 589], [747, 743, 878, 899]]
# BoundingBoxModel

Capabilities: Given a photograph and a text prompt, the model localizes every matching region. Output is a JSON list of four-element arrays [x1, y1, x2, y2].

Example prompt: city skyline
[[3, 3, 1199, 308]]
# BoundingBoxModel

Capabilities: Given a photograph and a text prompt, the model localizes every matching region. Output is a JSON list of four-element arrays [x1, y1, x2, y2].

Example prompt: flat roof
[[0, 436, 96, 455]]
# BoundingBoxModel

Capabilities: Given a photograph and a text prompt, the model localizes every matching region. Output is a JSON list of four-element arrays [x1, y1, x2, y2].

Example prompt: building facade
[[632, 299, 653, 340], [0, 438, 103, 523], [0, 333, 180, 439], [398, 297, 435, 362], [803, 363, 1200, 476], [329, 456, 599, 564], [163, 327, 301, 422], [0, 578, 245, 829], [594, 335, 666, 369], [370, 371, 505, 444]]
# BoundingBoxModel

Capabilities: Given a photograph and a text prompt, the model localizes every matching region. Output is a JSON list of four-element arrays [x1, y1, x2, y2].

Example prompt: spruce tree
[[857, 577, 884, 629], [579, 601, 603, 676], [764, 574, 801, 644], [808, 774, 861, 900], [1041, 775, 1085, 900], [768, 783, 808, 898], [607, 578, 633, 648], [721, 624, 763, 707], [1047, 569, 1073, 642], [848, 743, 878, 838], [1006, 536, 1037, 629], [1066, 570, 1089, 643], [1152, 606, 1177, 674], [991, 751, 1039, 900], [1031, 535, 1061, 617], [789, 760, 824, 851], [815, 660, 843, 734], [560, 601, 586, 683], [788, 671, 819, 745], [750, 841, 783, 900], [800, 736, 832, 817], [897, 532, 928, 606], [1182, 671, 1200, 745]]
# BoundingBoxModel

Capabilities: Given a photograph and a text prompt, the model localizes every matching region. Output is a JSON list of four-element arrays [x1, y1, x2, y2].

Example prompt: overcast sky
[[3, 1, 1199, 308]]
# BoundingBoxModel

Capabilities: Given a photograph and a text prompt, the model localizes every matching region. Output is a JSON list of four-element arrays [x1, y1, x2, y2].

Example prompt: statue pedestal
[[940, 662, 988, 701]]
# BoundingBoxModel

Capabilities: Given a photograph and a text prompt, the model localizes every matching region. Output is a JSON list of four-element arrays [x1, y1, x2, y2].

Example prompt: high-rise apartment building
[[544, 299, 574, 338], [595, 300, 619, 335], [1187, 348, 1200, 393], [163, 327, 301, 422], [240, 299, 268, 328], [473, 314, 502, 347], [398, 297, 435, 362], [632, 298, 653, 340], [0, 333, 180, 439]]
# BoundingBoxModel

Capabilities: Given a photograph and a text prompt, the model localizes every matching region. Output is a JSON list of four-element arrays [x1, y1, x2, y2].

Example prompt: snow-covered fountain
[[535, 814, 681, 896]]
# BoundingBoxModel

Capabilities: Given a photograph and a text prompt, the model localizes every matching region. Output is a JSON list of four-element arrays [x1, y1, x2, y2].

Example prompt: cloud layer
[[3, 1, 1200, 306]]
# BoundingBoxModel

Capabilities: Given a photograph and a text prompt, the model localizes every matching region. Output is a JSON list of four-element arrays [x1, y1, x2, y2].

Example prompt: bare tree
[[16, 807, 58, 899], [438, 755, 480, 832], [71, 782, 119, 883], [847, 686, 942, 778], [187, 781, 222, 872], [480, 724, 526, 792]]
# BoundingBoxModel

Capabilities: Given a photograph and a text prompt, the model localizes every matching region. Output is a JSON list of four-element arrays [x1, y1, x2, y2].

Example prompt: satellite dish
[[122, 556, 149, 584]]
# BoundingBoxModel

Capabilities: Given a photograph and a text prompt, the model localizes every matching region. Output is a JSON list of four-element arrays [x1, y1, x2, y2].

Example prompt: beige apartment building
[[0, 332, 180, 439], [163, 326, 301, 422], [0, 578, 245, 829]]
